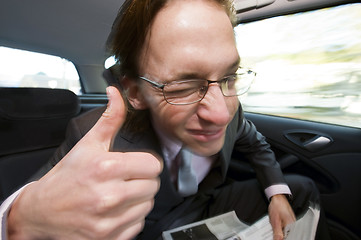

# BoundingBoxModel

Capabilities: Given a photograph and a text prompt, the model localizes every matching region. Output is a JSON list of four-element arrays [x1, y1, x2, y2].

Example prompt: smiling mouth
[[188, 128, 224, 142]]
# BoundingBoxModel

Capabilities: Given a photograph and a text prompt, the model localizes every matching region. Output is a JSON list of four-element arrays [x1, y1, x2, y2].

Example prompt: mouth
[[187, 128, 225, 142]]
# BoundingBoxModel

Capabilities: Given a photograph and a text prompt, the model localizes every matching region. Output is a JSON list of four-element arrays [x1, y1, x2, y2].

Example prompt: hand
[[268, 194, 296, 240], [7, 86, 163, 240]]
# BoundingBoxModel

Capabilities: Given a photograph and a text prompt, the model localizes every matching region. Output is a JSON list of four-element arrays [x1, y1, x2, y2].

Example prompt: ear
[[122, 76, 148, 110]]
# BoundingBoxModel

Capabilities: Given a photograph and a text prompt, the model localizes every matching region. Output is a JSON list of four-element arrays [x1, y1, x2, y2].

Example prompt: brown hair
[[106, 0, 236, 131], [107, 0, 236, 78]]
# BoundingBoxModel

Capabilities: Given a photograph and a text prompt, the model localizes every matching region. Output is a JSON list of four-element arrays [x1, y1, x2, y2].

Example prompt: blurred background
[[235, 3, 361, 128]]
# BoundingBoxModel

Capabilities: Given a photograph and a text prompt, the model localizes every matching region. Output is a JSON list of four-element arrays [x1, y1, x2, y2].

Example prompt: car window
[[0, 47, 81, 95], [235, 3, 361, 128]]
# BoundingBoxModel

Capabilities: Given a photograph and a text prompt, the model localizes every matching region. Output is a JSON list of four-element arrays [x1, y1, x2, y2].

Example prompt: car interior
[[0, 0, 360, 239]]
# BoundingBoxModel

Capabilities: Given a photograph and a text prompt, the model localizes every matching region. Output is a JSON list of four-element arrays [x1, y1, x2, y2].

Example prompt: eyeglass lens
[[163, 72, 254, 105]]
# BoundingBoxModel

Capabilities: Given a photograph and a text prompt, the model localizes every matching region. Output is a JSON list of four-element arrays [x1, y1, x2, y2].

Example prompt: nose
[[197, 84, 230, 125]]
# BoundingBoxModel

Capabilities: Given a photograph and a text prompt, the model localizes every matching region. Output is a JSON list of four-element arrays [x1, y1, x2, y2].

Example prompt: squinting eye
[[165, 81, 200, 96], [199, 85, 208, 94]]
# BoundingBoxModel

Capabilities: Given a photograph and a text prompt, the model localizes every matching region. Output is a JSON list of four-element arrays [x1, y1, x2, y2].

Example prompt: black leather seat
[[0, 87, 80, 201]]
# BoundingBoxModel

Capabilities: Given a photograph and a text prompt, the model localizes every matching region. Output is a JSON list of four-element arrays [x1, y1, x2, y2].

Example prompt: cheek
[[228, 97, 240, 117], [149, 101, 195, 136]]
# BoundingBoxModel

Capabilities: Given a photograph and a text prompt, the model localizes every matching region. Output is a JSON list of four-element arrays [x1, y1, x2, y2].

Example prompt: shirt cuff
[[264, 184, 292, 201], [0, 183, 33, 240]]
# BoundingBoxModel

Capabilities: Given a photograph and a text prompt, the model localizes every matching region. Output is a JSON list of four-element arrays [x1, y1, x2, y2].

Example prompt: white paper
[[163, 204, 320, 240]]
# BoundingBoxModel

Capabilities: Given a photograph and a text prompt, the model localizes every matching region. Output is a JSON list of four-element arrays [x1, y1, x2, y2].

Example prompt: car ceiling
[[0, 0, 356, 68]]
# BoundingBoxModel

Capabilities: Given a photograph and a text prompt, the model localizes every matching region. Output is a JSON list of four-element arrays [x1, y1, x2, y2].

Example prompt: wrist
[[270, 193, 292, 202], [7, 183, 45, 240]]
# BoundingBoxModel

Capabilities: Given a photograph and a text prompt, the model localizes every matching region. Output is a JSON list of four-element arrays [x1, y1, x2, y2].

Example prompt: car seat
[[0, 87, 80, 201]]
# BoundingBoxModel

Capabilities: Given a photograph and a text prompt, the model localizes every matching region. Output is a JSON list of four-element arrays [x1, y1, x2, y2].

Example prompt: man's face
[[134, 0, 240, 156]]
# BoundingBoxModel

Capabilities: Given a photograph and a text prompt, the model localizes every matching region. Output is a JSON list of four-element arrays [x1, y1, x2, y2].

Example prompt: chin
[[190, 140, 224, 157]]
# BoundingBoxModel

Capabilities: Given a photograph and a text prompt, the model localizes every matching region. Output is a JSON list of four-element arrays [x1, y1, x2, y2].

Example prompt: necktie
[[177, 148, 198, 196]]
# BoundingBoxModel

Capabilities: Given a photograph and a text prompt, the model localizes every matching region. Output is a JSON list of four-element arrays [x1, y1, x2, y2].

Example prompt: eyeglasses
[[139, 68, 256, 105]]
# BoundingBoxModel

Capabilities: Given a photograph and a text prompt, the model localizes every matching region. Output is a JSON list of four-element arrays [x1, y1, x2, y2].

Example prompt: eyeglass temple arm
[[139, 76, 164, 88]]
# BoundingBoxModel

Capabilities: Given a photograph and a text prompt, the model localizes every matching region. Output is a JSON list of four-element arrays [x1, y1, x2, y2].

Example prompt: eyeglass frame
[[138, 68, 256, 105]]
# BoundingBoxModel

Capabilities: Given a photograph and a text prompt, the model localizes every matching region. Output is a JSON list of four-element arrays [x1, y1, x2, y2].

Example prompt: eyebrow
[[167, 58, 241, 82], [231, 57, 241, 70]]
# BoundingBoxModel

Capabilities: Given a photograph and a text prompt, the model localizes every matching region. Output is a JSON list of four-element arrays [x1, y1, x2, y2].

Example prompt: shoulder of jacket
[[72, 106, 106, 136]]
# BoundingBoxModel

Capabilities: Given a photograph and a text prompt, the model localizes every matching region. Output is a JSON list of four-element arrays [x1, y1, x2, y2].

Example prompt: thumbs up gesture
[[7, 86, 163, 240]]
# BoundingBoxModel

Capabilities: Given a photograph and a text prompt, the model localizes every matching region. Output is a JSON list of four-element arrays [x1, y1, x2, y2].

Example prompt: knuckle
[[149, 177, 161, 196], [132, 221, 145, 237], [75, 217, 109, 239], [102, 185, 131, 209], [144, 152, 163, 175], [141, 179, 160, 199], [93, 158, 117, 179], [94, 192, 120, 214], [155, 177, 161, 191], [92, 219, 113, 239], [116, 221, 145, 240], [145, 198, 155, 214]]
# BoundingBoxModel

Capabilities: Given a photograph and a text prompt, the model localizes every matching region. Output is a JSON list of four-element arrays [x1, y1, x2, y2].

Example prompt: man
[[1, 0, 327, 239]]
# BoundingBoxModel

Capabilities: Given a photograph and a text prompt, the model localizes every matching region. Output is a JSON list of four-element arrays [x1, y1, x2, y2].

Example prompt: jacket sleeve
[[231, 106, 287, 190]]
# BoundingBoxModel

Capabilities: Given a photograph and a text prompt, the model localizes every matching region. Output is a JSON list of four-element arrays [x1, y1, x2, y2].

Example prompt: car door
[[231, 3, 361, 240], [245, 112, 361, 240]]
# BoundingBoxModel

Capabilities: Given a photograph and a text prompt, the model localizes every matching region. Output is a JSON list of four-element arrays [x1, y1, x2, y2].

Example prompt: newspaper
[[163, 204, 320, 240]]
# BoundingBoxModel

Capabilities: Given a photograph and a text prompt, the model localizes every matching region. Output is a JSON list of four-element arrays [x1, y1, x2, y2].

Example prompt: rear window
[[235, 3, 361, 128], [0, 46, 81, 94]]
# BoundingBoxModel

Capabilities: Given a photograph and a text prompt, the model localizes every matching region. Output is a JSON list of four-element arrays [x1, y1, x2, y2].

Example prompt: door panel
[[243, 112, 361, 240]]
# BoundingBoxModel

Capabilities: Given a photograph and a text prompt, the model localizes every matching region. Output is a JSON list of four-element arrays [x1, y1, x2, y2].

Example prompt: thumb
[[272, 218, 284, 240], [86, 86, 127, 150]]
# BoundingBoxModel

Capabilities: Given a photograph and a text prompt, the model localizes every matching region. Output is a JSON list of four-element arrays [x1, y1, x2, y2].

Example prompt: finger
[[121, 179, 160, 205], [273, 225, 284, 240], [85, 86, 127, 150], [113, 202, 150, 238], [114, 220, 145, 240], [111, 201, 152, 239], [100, 152, 163, 180], [271, 217, 284, 240], [289, 211, 296, 223], [95, 178, 160, 214], [273, 233, 284, 240], [88, 200, 152, 239], [106, 197, 154, 225]]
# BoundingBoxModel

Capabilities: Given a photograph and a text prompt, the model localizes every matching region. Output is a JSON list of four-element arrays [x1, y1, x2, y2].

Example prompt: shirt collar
[[152, 119, 182, 163]]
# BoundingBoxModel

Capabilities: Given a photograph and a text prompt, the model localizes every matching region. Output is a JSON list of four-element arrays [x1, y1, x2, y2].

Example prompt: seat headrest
[[0, 88, 80, 120], [0, 88, 81, 156]]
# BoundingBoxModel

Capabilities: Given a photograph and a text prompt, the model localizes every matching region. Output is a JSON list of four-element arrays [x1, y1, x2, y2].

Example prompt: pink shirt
[[154, 125, 217, 185], [152, 120, 291, 199]]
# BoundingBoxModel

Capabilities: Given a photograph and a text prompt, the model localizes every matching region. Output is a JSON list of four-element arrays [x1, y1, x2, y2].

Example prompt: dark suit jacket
[[32, 105, 286, 236]]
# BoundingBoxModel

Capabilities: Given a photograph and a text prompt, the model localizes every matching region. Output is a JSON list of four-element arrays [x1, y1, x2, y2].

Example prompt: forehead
[[151, 0, 233, 47], [156, 0, 230, 29], [138, 0, 238, 79]]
